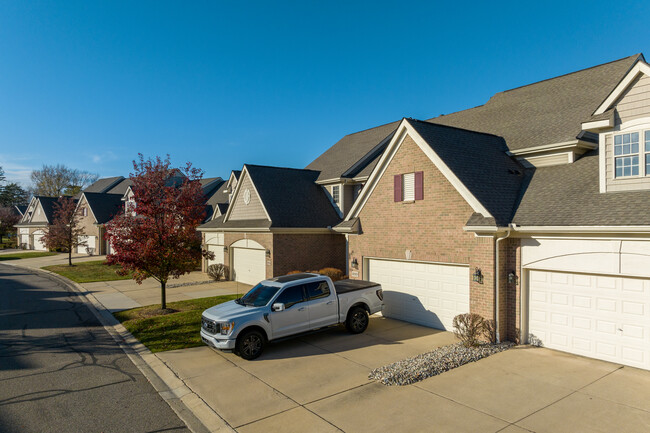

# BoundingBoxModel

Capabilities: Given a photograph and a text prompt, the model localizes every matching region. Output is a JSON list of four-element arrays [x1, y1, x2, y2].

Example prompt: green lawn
[[0, 252, 58, 261], [114, 295, 239, 353], [42, 260, 133, 283]]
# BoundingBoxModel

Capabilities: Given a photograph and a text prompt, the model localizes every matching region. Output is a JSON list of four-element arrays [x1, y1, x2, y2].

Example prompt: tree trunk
[[68, 248, 72, 266], [161, 280, 166, 310]]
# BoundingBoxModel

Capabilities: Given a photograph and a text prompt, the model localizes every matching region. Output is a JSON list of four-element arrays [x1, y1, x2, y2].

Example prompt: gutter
[[494, 224, 513, 343]]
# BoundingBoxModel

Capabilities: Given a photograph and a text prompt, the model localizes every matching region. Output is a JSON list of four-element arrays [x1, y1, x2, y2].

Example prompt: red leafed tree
[[42, 196, 86, 266], [105, 154, 211, 310]]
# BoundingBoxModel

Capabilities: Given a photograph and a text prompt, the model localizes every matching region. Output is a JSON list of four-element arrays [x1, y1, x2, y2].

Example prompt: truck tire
[[346, 306, 369, 334], [236, 330, 265, 360]]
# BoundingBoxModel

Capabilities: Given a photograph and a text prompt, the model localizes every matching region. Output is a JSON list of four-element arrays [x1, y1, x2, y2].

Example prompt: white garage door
[[20, 234, 29, 248], [367, 259, 469, 330], [207, 244, 225, 266], [33, 233, 46, 251], [77, 236, 96, 254], [528, 269, 650, 369], [232, 247, 266, 285]]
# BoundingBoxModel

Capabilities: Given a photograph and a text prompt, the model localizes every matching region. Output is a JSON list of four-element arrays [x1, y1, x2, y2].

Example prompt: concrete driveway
[[158, 316, 650, 433]]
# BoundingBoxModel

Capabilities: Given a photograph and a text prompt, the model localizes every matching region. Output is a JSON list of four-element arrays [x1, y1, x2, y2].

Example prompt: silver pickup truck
[[200, 273, 384, 359]]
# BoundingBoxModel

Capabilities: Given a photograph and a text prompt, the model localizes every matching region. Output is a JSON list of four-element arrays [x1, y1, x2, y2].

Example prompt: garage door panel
[[529, 269, 650, 370], [232, 247, 265, 286], [368, 258, 469, 330]]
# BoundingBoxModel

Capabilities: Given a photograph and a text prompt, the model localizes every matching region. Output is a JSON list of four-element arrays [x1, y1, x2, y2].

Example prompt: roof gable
[[81, 192, 124, 224], [593, 57, 650, 116], [347, 119, 525, 227], [223, 167, 271, 222]]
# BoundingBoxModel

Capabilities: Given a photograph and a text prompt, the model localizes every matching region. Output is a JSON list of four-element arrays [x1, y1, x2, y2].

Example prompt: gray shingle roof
[[407, 119, 525, 227], [246, 165, 342, 228], [84, 177, 124, 193], [106, 179, 132, 195], [306, 121, 399, 182], [199, 216, 271, 230], [513, 149, 650, 226], [83, 193, 124, 224], [202, 179, 228, 222], [427, 55, 642, 152]]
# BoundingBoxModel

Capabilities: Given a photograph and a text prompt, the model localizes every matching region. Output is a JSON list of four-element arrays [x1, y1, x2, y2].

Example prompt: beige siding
[[227, 174, 268, 221], [77, 196, 101, 241], [31, 201, 49, 223], [343, 184, 356, 216], [615, 74, 650, 124]]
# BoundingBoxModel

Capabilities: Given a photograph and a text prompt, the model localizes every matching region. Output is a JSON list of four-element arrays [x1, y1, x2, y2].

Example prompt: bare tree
[[30, 164, 99, 197]]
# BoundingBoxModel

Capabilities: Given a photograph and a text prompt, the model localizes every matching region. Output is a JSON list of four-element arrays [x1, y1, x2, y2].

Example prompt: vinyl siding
[[616, 74, 650, 124], [227, 174, 268, 221], [605, 130, 650, 192], [31, 201, 48, 223]]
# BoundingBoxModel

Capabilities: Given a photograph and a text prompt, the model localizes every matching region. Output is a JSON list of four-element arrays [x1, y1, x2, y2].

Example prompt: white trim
[[346, 119, 493, 221], [231, 239, 265, 249], [75, 194, 99, 224], [506, 140, 580, 156], [599, 132, 607, 193], [581, 119, 612, 130], [270, 227, 334, 234], [222, 166, 272, 223], [463, 225, 508, 233], [594, 60, 650, 115], [363, 255, 469, 268]]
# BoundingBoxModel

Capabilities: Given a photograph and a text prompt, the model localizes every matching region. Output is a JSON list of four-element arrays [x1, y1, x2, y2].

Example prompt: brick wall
[[272, 233, 346, 276], [348, 134, 518, 340]]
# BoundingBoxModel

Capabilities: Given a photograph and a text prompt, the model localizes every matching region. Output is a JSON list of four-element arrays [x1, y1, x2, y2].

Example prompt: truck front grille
[[201, 317, 220, 334]]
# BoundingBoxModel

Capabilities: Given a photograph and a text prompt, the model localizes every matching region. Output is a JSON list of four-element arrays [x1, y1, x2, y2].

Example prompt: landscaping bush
[[207, 264, 229, 281], [452, 313, 485, 347], [287, 270, 302, 275], [482, 319, 497, 344], [317, 267, 344, 281]]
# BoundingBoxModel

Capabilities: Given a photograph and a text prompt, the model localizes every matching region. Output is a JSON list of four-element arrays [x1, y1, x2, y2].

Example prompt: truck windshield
[[239, 284, 281, 307]]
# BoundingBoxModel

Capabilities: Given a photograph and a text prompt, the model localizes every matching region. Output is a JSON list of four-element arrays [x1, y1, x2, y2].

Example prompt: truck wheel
[[236, 330, 265, 360], [346, 307, 369, 334]]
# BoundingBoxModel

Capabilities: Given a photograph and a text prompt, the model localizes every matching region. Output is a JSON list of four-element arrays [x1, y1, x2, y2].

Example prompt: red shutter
[[415, 171, 424, 200], [394, 175, 402, 202]]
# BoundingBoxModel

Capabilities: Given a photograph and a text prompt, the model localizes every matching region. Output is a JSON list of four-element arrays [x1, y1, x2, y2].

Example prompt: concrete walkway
[[7, 252, 252, 311]]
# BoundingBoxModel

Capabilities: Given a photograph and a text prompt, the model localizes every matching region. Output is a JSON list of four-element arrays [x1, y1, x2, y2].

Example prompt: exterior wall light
[[472, 268, 484, 284], [223, 246, 228, 253], [266, 249, 271, 258], [508, 271, 519, 285], [351, 258, 359, 269]]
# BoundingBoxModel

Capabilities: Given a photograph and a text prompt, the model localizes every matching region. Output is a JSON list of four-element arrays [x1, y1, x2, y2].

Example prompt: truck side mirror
[[272, 303, 285, 312]]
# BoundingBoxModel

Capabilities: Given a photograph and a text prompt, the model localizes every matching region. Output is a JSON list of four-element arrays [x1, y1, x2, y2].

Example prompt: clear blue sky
[[1, 1, 649, 185]]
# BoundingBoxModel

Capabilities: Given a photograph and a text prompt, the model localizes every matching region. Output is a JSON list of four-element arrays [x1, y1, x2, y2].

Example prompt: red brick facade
[[348, 135, 520, 341], [210, 231, 346, 280]]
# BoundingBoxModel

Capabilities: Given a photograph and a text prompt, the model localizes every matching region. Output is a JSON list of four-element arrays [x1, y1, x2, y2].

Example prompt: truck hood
[[202, 300, 264, 322]]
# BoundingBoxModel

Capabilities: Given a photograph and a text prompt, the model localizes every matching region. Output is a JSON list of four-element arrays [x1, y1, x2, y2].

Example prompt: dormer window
[[332, 185, 340, 207], [614, 132, 639, 177]]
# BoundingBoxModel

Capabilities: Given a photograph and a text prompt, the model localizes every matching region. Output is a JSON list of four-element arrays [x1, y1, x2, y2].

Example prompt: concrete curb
[[4, 263, 235, 433]]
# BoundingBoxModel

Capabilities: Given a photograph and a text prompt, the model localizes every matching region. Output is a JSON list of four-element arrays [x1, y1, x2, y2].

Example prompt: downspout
[[494, 224, 513, 343]]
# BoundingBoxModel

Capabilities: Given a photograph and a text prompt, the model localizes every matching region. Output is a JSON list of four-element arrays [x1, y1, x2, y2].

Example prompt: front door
[[270, 285, 309, 339]]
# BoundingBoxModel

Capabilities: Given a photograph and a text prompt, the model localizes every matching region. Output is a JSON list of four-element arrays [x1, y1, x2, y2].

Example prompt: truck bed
[[334, 279, 380, 294]]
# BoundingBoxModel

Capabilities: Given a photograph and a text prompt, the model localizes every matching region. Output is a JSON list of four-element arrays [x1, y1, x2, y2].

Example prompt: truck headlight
[[220, 322, 235, 335]]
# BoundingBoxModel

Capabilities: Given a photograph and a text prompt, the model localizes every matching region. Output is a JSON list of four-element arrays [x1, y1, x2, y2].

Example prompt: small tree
[[105, 155, 212, 310], [41, 197, 86, 266], [0, 207, 21, 242]]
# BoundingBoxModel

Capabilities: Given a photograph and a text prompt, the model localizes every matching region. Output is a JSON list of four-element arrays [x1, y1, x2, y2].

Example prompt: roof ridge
[[340, 119, 400, 138], [409, 117, 504, 139], [499, 54, 642, 94], [245, 163, 320, 174]]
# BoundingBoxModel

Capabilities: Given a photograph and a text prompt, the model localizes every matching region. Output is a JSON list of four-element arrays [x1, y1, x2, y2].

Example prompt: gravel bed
[[369, 342, 514, 386], [167, 280, 216, 289]]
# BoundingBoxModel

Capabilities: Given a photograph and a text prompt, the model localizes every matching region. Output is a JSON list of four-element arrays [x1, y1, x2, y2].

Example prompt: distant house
[[14, 196, 65, 250]]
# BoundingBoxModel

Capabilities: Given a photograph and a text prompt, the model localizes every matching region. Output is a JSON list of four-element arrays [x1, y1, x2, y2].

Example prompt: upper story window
[[614, 132, 639, 177], [81, 207, 88, 217], [332, 185, 340, 207], [394, 172, 423, 202], [645, 131, 650, 175]]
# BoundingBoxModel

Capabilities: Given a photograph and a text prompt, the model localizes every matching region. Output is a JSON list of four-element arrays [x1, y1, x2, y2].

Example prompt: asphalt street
[[0, 264, 190, 433]]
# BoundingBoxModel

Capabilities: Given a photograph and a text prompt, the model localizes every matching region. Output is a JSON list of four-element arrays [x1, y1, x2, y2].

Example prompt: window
[[332, 185, 340, 206], [81, 207, 88, 217], [275, 285, 305, 309], [394, 172, 423, 202], [614, 132, 640, 177], [305, 281, 330, 300]]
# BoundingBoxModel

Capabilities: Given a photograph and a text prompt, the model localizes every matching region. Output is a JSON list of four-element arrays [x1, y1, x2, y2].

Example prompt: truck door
[[305, 281, 338, 330], [269, 284, 310, 338]]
